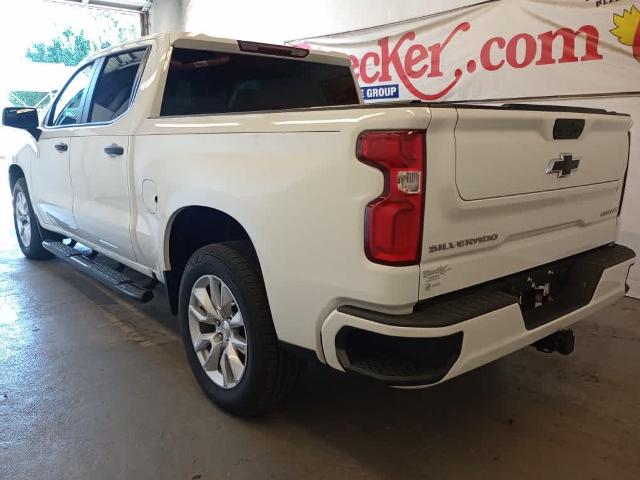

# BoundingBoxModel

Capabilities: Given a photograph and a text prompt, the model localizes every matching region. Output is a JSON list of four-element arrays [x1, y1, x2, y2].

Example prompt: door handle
[[104, 144, 124, 157], [54, 142, 68, 152]]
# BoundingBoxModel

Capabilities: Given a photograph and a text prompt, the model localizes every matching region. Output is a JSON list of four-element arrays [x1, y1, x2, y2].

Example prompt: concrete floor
[[0, 186, 639, 480]]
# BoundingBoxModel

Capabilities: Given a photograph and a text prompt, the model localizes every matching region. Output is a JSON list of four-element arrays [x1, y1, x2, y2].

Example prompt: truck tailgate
[[419, 106, 632, 300], [455, 109, 631, 200]]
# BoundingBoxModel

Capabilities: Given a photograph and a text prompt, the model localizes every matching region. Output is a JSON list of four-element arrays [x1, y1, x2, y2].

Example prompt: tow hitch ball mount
[[532, 329, 575, 355]]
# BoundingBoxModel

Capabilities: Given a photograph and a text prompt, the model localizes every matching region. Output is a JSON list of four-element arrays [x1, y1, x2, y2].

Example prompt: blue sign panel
[[361, 84, 400, 101]]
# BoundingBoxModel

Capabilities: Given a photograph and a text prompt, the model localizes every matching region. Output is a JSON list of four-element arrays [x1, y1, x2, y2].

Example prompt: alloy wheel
[[188, 274, 248, 388], [14, 191, 31, 247]]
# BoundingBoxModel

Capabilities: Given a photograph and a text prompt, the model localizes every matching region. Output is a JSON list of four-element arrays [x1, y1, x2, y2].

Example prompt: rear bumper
[[321, 244, 635, 386]]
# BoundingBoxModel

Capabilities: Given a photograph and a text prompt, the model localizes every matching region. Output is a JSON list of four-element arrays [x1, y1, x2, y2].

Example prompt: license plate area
[[493, 257, 598, 329], [497, 261, 572, 314]]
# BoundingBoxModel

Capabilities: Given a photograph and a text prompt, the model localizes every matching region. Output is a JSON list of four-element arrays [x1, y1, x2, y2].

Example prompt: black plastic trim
[[149, 101, 631, 120], [499, 103, 614, 116], [150, 100, 630, 120], [237, 40, 310, 58], [339, 290, 516, 328], [553, 118, 585, 140], [335, 328, 463, 386]]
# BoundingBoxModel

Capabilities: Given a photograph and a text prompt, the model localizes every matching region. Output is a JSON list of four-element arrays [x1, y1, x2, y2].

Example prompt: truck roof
[[86, 31, 351, 67]]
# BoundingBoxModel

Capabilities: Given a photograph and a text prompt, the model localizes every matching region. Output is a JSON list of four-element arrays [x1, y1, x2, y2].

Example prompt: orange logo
[[610, 5, 640, 62]]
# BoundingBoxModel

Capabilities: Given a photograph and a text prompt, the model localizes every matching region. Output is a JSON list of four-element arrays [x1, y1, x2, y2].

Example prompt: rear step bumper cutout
[[335, 329, 463, 386], [42, 241, 154, 303]]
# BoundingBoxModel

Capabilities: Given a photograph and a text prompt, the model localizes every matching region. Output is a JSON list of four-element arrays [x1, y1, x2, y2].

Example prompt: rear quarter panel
[[133, 107, 431, 354]]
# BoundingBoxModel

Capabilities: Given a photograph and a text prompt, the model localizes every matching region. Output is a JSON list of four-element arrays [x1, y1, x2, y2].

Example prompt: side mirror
[[2, 107, 41, 140]]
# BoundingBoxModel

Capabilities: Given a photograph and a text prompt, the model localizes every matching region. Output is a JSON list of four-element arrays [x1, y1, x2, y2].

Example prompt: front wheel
[[12, 178, 54, 260], [178, 242, 304, 416]]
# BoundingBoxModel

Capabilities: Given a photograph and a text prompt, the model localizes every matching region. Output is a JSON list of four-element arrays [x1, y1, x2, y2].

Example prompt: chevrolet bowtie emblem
[[547, 153, 580, 178]]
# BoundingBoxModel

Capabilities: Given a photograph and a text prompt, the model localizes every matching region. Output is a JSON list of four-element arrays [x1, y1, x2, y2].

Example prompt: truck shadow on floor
[[261, 359, 545, 476]]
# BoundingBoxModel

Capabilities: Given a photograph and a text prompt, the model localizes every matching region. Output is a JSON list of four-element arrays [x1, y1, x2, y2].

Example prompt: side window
[[49, 62, 96, 127], [87, 48, 147, 124]]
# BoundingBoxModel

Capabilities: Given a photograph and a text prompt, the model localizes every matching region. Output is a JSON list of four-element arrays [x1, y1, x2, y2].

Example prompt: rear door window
[[161, 48, 358, 116], [87, 48, 148, 123]]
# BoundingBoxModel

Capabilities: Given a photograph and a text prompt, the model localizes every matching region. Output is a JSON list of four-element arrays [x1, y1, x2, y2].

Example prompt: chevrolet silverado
[[3, 32, 635, 415]]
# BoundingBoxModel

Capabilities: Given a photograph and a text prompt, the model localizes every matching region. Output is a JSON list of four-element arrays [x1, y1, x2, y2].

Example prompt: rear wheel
[[12, 178, 54, 260], [178, 242, 304, 416]]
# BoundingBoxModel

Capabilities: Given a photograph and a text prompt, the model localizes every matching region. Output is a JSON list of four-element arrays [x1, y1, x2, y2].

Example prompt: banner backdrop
[[289, 0, 640, 297], [290, 0, 640, 102]]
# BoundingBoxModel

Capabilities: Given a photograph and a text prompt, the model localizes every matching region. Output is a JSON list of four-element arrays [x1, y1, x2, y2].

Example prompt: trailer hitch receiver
[[533, 329, 575, 355]]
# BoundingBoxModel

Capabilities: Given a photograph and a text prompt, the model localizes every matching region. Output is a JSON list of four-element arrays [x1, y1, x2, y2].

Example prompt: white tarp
[[291, 0, 640, 297]]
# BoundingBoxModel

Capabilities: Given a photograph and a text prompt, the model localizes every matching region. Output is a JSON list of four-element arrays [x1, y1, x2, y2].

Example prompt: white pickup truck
[[4, 32, 635, 415]]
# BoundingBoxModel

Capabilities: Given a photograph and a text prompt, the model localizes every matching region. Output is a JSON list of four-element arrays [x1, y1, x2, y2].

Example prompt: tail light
[[356, 130, 426, 265]]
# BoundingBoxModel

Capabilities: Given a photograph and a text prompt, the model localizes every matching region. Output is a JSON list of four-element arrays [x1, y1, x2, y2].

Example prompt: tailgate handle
[[553, 118, 585, 140]]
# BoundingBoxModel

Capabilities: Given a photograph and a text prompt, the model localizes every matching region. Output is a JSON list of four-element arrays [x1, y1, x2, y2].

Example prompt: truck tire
[[178, 242, 304, 416], [12, 178, 54, 260]]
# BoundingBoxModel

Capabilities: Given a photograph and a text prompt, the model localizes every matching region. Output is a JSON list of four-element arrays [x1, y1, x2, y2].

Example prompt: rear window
[[160, 48, 359, 116]]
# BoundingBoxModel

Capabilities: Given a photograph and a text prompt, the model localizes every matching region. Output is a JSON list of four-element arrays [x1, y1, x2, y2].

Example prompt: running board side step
[[42, 240, 154, 303]]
